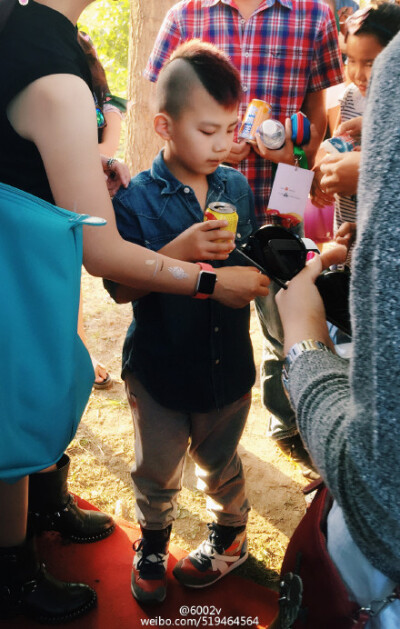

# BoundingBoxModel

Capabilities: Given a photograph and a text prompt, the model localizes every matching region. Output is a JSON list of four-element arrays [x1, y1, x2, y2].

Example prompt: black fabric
[[0, 1, 92, 202], [125, 294, 255, 413]]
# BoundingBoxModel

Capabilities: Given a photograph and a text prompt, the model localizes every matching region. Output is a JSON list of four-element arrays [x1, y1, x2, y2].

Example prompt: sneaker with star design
[[172, 523, 248, 588]]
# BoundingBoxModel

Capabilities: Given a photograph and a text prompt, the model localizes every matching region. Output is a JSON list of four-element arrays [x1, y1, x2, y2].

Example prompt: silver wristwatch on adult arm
[[282, 339, 333, 393]]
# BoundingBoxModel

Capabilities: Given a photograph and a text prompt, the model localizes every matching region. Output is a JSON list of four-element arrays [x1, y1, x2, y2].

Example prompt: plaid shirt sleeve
[[144, 8, 183, 82], [308, 6, 344, 92]]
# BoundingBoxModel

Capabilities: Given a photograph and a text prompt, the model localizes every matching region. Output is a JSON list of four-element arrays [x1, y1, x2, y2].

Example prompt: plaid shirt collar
[[202, 0, 293, 11]]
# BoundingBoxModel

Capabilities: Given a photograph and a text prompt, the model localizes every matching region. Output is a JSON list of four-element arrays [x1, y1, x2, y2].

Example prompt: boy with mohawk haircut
[[105, 40, 269, 604]]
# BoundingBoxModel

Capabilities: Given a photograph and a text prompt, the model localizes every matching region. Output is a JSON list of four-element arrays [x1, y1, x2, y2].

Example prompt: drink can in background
[[257, 119, 286, 149], [239, 99, 272, 142], [321, 133, 358, 154], [204, 202, 238, 241]]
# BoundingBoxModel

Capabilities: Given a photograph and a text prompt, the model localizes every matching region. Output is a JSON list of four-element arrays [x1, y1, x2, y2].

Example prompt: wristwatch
[[282, 339, 332, 392], [193, 262, 217, 299]]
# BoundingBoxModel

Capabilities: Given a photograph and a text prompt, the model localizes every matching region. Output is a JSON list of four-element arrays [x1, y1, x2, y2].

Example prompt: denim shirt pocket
[[141, 197, 200, 251]]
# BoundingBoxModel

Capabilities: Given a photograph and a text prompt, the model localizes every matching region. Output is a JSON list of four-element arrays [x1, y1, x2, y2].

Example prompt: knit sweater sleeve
[[288, 350, 350, 489], [287, 32, 400, 583]]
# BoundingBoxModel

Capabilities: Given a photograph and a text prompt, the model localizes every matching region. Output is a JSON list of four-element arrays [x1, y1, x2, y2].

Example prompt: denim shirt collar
[[150, 151, 228, 199]]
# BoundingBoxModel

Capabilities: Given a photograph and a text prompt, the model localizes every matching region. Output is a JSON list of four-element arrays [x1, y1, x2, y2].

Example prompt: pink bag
[[304, 199, 334, 243]]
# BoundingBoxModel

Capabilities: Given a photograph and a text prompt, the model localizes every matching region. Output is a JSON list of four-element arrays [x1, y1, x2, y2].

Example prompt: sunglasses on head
[[93, 93, 107, 130], [96, 106, 107, 129], [235, 225, 320, 289]]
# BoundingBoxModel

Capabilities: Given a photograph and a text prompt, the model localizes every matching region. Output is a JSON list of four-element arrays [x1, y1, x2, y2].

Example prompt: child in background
[[104, 40, 265, 605], [312, 2, 400, 262]]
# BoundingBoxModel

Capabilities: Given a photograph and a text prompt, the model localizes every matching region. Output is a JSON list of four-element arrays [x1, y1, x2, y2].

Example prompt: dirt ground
[[68, 270, 308, 590]]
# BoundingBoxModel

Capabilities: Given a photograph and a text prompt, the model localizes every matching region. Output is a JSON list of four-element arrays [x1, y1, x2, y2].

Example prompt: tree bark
[[126, 0, 175, 175]]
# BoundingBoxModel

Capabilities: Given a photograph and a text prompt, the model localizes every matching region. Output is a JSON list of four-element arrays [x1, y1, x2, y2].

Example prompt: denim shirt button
[[214, 326, 220, 333], [237, 233, 241, 238], [183, 187, 190, 194]]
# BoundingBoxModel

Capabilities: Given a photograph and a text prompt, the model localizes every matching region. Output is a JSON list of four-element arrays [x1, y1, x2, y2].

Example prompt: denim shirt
[[109, 151, 257, 412]]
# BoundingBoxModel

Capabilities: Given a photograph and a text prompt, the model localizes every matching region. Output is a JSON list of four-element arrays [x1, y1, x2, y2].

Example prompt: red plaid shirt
[[145, 0, 344, 225]]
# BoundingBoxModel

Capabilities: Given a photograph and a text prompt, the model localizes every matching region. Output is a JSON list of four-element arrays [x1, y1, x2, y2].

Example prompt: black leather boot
[[0, 537, 96, 624], [28, 454, 115, 543]]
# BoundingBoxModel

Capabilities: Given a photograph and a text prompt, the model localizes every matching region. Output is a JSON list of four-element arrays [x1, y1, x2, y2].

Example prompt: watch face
[[198, 270, 217, 295]]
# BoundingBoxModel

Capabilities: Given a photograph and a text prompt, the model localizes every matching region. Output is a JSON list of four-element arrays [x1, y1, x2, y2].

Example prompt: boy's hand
[[160, 220, 235, 261], [213, 266, 270, 308], [335, 221, 356, 251], [334, 116, 363, 142], [320, 152, 361, 197]]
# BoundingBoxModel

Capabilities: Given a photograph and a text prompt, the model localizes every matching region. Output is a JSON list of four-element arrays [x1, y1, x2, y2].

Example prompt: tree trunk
[[126, 0, 175, 175]]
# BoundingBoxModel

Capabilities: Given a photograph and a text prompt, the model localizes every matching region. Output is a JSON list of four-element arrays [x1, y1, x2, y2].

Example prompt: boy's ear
[[154, 112, 173, 140]]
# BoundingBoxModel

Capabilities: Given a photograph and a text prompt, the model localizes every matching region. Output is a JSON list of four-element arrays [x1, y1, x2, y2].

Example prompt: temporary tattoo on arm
[[145, 255, 165, 278], [167, 266, 189, 280]]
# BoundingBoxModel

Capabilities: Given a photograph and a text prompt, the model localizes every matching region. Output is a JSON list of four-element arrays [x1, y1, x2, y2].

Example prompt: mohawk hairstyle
[[155, 39, 242, 119]]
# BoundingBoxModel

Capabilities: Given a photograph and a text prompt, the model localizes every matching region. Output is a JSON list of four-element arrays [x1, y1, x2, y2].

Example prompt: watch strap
[[282, 339, 332, 391], [193, 262, 217, 300]]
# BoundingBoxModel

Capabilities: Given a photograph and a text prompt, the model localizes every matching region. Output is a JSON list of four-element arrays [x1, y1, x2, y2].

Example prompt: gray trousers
[[254, 221, 304, 441], [125, 372, 251, 531]]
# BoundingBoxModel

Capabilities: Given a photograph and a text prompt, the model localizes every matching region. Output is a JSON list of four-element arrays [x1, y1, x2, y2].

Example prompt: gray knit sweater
[[288, 32, 400, 583]]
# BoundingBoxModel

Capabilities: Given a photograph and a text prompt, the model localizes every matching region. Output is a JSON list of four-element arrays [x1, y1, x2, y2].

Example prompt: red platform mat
[[2, 497, 278, 628]]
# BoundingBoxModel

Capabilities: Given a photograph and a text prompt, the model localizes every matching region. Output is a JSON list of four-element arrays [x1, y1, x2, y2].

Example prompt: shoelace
[[193, 524, 228, 566], [133, 539, 167, 577]]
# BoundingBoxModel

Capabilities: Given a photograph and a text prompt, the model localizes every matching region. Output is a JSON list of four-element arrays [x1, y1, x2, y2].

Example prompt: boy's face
[[165, 84, 239, 177]]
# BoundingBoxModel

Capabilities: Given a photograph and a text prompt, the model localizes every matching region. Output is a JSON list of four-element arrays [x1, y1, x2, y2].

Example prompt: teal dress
[[0, 2, 97, 481]]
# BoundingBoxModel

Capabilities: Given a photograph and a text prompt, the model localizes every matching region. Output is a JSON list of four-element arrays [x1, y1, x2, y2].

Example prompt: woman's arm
[[8, 73, 269, 307], [104, 220, 236, 304], [99, 108, 122, 157]]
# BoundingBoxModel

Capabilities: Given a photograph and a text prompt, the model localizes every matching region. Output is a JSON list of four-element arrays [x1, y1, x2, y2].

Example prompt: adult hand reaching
[[276, 245, 347, 353], [225, 139, 251, 165], [214, 266, 270, 308], [335, 221, 357, 251], [320, 152, 361, 197], [310, 163, 335, 208], [253, 118, 295, 165], [334, 116, 363, 142], [101, 155, 130, 197]]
